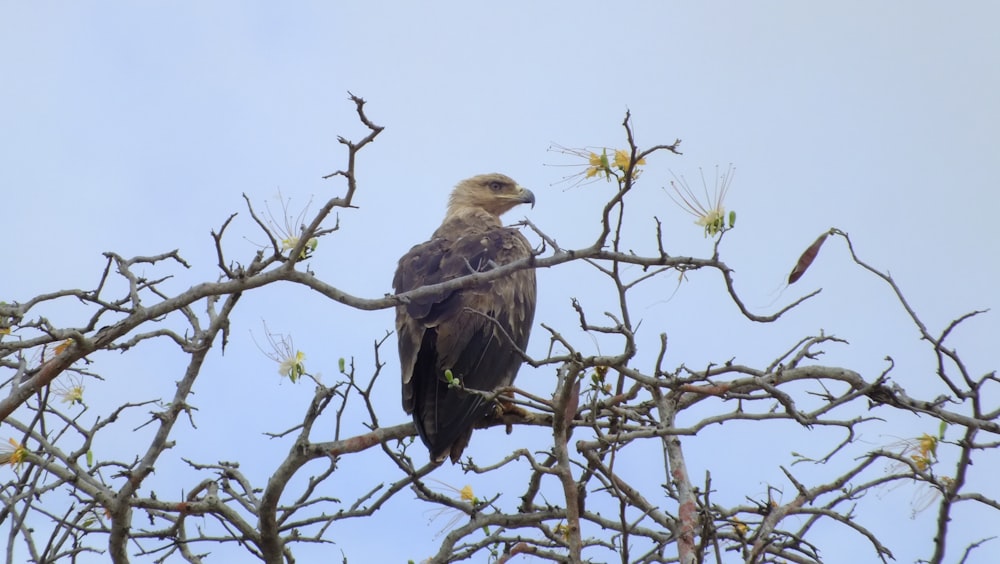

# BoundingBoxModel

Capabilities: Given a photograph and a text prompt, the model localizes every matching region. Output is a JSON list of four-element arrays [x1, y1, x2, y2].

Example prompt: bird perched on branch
[[393, 173, 537, 463]]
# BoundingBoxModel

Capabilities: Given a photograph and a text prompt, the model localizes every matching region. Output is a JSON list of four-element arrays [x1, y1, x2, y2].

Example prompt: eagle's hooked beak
[[517, 186, 536, 209]]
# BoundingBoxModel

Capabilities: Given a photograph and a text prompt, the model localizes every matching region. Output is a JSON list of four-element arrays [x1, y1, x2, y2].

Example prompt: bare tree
[[1, 96, 995, 564]]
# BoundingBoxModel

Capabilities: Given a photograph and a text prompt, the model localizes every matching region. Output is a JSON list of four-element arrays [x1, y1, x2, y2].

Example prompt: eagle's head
[[447, 173, 535, 218]]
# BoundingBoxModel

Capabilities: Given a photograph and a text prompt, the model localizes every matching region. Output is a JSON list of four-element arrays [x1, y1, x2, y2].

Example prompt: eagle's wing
[[394, 226, 535, 462]]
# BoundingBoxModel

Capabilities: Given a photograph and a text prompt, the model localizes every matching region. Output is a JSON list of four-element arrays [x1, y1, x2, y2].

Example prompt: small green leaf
[[938, 420, 948, 440], [729, 210, 737, 227], [86, 450, 94, 467], [338, 357, 346, 373]]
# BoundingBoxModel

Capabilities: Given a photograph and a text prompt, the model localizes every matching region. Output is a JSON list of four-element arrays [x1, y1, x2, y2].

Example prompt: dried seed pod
[[788, 232, 829, 284]]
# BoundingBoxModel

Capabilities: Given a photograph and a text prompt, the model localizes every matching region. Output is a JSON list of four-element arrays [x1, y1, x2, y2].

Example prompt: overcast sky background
[[2, 2, 998, 562]]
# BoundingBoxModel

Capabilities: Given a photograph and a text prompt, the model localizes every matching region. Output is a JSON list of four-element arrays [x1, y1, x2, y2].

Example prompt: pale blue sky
[[2, 2, 998, 562]]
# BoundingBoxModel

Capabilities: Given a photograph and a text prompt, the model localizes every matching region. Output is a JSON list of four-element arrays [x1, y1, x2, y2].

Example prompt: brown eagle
[[393, 173, 536, 463]]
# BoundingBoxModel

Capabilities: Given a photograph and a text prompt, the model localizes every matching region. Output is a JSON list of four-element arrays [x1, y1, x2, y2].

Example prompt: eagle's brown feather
[[393, 173, 536, 463]]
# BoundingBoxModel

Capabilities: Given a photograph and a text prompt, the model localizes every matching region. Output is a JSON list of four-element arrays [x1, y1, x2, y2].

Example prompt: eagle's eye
[[488, 181, 504, 192]]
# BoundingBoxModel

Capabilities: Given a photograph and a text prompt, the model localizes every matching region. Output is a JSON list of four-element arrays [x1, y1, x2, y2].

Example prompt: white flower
[[255, 323, 308, 384], [278, 350, 306, 383], [668, 164, 735, 238]]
